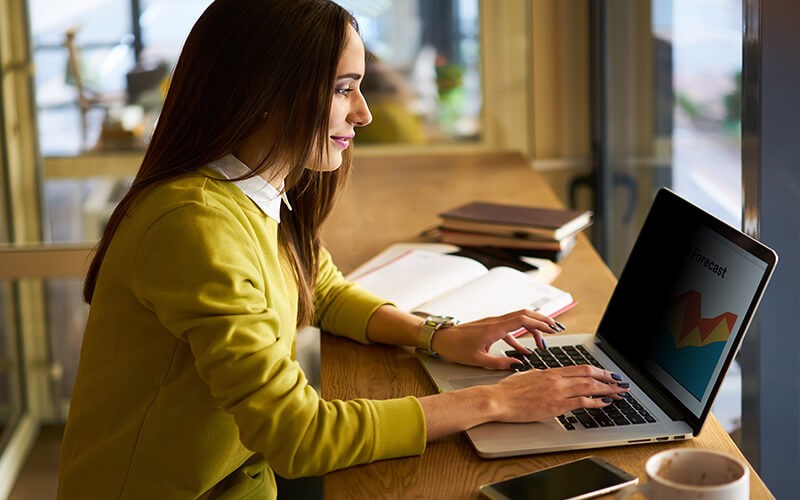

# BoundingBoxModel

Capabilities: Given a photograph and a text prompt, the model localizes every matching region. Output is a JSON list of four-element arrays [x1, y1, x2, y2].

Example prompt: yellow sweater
[[58, 170, 426, 499]]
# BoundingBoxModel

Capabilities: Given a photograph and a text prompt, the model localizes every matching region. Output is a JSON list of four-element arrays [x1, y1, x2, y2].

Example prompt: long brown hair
[[83, 0, 357, 326]]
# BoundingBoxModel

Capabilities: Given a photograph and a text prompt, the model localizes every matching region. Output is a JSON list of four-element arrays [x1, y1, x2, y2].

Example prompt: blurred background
[[0, 0, 759, 497]]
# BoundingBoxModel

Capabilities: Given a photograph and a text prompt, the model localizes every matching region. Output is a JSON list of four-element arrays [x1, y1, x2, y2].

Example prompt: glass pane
[[31, 0, 486, 155], [45, 177, 133, 244], [29, 0, 131, 46], [600, 0, 742, 270], [43, 176, 132, 410], [598, 0, 743, 442], [30, 0, 137, 155], [346, 0, 482, 144], [664, 0, 742, 227], [0, 283, 24, 447], [140, 0, 213, 61], [46, 278, 89, 413]]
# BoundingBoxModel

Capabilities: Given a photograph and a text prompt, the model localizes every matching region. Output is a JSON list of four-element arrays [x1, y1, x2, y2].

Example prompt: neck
[[231, 149, 287, 191]]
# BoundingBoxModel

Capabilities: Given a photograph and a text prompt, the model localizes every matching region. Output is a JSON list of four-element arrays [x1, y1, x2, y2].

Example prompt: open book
[[348, 248, 576, 323]]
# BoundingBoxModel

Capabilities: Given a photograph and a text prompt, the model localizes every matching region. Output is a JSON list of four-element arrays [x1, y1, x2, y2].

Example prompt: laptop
[[416, 187, 778, 458]]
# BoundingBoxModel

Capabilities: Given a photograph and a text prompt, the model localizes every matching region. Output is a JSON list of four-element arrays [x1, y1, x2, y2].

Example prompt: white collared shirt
[[208, 154, 287, 223]]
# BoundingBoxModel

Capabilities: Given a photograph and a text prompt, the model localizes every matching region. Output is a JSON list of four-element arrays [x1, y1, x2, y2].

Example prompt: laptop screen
[[597, 188, 776, 429]]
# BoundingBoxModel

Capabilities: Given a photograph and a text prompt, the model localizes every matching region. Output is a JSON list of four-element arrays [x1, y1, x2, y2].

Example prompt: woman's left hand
[[429, 309, 562, 370]]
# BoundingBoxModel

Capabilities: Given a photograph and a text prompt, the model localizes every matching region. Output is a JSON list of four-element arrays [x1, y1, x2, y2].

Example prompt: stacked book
[[437, 201, 593, 262]]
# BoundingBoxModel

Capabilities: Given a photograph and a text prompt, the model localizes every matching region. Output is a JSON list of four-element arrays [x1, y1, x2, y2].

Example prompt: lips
[[330, 134, 355, 149]]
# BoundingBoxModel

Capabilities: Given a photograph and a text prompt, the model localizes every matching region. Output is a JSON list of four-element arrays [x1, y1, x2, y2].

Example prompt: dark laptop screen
[[597, 188, 776, 428]]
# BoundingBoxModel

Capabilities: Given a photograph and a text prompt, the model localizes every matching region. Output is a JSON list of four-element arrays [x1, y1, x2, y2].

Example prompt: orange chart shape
[[667, 290, 738, 348]]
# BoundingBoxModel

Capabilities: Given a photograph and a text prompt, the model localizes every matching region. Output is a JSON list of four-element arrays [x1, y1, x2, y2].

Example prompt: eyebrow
[[336, 72, 363, 81]]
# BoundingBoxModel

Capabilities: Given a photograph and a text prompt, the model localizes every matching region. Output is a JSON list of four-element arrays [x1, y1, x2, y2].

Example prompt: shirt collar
[[208, 154, 285, 223]]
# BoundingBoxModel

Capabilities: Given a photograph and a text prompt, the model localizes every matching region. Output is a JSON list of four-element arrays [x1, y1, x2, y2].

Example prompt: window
[[347, 0, 482, 144], [29, 0, 485, 155], [657, 0, 742, 227]]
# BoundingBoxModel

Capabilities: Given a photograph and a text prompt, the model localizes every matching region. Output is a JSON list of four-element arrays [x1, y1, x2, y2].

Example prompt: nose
[[349, 92, 373, 127]]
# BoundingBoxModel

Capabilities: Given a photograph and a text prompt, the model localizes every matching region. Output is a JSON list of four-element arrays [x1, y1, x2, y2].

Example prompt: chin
[[306, 148, 345, 172], [320, 152, 344, 172]]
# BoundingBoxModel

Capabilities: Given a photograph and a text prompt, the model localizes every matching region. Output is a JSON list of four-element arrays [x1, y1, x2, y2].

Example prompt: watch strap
[[417, 315, 457, 356]]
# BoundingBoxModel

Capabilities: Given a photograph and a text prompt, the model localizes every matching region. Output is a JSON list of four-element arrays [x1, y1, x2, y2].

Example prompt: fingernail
[[617, 382, 630, 389], [611, 373, 623, 381], [555, 321, 567, 331], [601, 397, 613, 403], [510, 363, 524, 371], [617, 393, 627, 397]]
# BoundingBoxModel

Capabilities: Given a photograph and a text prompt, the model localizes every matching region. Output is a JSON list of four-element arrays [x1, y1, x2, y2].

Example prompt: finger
[[560, 378, 624, 400], [509, 327, 527, 338], [475, 351, 521, 371], [501, 334, 532, 354], [556, 364, 624, 384], [496, 310, 561, 333], [570, 396, 614, 410], [506, 327, 548, 351]]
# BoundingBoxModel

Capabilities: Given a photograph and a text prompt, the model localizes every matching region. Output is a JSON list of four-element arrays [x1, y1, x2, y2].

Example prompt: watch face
[[428, 314, 456, 326]]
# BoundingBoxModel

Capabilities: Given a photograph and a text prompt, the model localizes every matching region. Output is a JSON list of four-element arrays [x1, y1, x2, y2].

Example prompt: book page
[[346, 242, 562, 284], [346, 243, 460, 280], [412, 266, 575, 323], [351, 249, 488, 311]]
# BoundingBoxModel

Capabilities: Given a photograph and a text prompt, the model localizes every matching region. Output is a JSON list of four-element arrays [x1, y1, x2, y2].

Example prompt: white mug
[[618, 448, 749, 499]]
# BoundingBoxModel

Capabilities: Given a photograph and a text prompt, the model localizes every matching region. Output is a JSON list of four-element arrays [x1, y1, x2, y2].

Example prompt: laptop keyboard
[[505, 345, 657, 430]]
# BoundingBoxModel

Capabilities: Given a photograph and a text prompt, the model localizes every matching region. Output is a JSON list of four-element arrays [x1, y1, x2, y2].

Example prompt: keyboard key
[[525, 356, 547, 370], [504, 350, 532, 370], [628, 414, 646, 424], [596, 417, 615, 427], [575, 414, 599, 428]]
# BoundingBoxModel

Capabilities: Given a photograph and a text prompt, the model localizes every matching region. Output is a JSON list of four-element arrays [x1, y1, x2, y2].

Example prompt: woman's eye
[[336, 87, 354, 95]]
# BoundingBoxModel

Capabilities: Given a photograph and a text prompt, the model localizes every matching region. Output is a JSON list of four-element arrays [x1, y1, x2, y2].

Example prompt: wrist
[[428, 325, 451, 355], [461, 385, 500, 427], [417, 314, 458, 356], [478, 385, 502, 422]]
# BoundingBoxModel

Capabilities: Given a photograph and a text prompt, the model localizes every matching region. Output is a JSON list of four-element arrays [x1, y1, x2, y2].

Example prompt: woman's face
[[317, 24, 373, 172]]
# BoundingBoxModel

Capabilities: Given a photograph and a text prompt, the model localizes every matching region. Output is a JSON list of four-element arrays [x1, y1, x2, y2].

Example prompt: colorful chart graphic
[[652, 290, 738, 400]]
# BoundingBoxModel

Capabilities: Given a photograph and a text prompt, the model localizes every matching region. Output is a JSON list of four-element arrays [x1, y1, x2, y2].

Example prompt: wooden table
[[319, 152, 772, 499]]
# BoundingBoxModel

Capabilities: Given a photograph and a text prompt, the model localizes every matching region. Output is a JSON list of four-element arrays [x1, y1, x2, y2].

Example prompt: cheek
[[329, 101, 347, 125]]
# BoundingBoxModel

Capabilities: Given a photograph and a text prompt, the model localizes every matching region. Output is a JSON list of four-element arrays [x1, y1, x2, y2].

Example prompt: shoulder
[[128, 170, 264, 229]]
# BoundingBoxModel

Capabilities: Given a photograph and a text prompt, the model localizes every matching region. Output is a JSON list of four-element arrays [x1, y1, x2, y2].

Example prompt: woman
[[58, 1, 627, 498]]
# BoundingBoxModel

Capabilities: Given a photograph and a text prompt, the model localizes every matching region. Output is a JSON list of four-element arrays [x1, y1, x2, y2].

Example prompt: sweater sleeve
[[130, 204, 425, 478], [312, 247, 391, 343]]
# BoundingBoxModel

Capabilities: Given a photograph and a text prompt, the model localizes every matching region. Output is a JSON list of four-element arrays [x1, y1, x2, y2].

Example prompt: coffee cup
[[618, 448, 749, 499]]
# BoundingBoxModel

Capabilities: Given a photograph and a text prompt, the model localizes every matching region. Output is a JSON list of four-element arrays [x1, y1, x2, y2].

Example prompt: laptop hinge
[[595, 338, 688, 422]]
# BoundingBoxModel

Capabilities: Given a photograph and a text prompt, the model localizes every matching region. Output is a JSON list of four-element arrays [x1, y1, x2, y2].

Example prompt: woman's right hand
[[488, 365, 628, 423], [418, 365, 629, 441]]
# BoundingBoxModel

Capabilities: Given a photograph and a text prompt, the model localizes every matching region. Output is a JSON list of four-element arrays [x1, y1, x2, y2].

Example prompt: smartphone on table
[[479, 456, 637, 500]]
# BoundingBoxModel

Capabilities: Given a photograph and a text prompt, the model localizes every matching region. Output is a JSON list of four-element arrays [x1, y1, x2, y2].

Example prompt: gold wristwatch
[[417, 314, 458, 356]]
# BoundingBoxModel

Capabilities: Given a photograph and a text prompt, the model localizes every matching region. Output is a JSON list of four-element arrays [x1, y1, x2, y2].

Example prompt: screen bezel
[[478, 456, 638, 500], [595, 188, 778, 435]]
